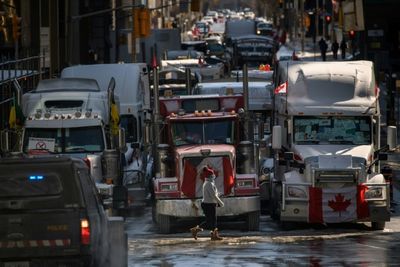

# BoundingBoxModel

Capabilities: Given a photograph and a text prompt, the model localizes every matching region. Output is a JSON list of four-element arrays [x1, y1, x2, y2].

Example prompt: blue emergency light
[[29, 175, 44, 180]]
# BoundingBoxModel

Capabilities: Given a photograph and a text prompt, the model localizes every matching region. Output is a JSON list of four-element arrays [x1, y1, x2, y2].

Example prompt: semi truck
[[18, 77, 129, 214], [270, 60, 390, 230], [61, 63, 152, 209], [151, 67, 261, 233]]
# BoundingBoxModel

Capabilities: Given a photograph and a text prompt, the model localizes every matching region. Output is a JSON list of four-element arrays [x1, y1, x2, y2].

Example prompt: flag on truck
[[274, 81, 288, 94], [8, 97, 25, 129], [309, 185, 369, 223]]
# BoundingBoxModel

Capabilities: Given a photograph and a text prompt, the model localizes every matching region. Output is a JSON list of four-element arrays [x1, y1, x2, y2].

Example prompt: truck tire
[[371, 221, 385, 230], [246, 211, 260, 231], [158, 214, 172, 234]]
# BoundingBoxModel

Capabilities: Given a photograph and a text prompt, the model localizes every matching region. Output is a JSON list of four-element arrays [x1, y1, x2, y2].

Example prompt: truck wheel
[[246, 211, 260, 231], [371, 221, 385, 230], [158, 214, 172, 234]]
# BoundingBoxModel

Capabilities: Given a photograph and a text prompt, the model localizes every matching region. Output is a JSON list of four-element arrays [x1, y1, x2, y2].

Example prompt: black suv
[[0, 156, 123, 267]]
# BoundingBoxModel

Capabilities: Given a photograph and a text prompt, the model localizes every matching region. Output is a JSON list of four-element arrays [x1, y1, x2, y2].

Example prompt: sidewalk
[[278, 36, 353, 62]]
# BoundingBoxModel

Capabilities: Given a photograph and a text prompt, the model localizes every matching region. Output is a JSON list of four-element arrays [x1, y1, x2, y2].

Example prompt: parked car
[[0, 155, 127, 267]]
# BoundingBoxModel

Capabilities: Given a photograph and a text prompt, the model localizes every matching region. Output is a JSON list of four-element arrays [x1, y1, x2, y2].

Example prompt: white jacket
[[202, 177, 224, 207]]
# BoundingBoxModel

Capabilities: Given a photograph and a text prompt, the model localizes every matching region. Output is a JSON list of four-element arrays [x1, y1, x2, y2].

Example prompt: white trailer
[[271, 60, 390, 230]]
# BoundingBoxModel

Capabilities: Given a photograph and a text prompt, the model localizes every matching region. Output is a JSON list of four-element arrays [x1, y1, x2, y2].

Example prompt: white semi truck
[[271, 60, 391, 230], [20, 77, 127, 213], [61, 63, 152, 209]]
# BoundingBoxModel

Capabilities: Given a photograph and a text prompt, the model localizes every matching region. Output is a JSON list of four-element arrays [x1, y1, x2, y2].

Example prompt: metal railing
[[0, 52, 47, 130]]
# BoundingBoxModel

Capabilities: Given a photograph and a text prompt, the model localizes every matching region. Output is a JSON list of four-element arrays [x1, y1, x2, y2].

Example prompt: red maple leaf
[[328, 194, 351, 216]]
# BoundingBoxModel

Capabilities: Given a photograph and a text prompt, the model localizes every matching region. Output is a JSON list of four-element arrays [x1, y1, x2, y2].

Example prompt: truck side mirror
[[272, 125, 282, 149], [108, 77, 116, 92], [387, 126, 397, 150]]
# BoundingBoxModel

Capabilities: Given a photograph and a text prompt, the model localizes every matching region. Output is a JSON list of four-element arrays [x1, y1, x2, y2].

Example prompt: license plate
[[5, 262, 29, 267]]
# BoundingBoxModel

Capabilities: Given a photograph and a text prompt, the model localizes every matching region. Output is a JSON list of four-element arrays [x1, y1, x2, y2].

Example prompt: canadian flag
[[274, 81, 288, 94], [181, 156, 234, 198], [309, 185, 369, 223]]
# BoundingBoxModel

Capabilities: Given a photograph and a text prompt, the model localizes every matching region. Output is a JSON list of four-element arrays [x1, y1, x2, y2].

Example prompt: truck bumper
[[280, 201, 391, 223], [156, 196, 260, 217]]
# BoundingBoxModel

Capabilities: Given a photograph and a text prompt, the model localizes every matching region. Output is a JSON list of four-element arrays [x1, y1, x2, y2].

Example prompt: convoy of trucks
[[270, 60, 391, 229], [1, 28, 394, 233]]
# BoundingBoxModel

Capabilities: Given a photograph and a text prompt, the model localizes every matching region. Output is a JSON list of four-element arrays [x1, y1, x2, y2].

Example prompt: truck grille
[[314, 170, 358, 188]]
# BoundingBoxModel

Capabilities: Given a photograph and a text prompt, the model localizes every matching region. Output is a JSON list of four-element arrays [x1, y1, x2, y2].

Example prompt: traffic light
[[138, 8, 150, 37], [325, 15, 332, 24], [12, 14, 21, 41], [191, 0, 200, 12], [132, 7, 151, 38], [348, 30, 355, 39]]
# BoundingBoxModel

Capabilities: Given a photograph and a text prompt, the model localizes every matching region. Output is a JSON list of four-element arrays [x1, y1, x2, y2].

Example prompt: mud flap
[[113, 185, 128, 211]]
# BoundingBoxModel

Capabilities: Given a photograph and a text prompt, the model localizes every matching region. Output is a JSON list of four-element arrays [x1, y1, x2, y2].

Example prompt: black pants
[[200, 202, 217, 230]]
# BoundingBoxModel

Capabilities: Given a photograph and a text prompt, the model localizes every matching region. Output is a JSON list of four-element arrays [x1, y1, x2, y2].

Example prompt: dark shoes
[[190, 225, 203, 240], [210, 228, 223, 241]]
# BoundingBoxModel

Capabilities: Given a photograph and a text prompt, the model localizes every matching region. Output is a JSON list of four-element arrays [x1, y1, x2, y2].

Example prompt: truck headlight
[[160, 183, 178, 191], [365, 187, 383, 199], [287, 186, 307, 199], [237, 179, 254, 188]]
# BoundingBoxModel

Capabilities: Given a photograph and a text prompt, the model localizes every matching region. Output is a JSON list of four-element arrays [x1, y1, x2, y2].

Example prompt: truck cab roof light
[[200, 149, 211, 156], [178, 109, 185, 116], [226, 88, 234, 95], [164, 89, 173, 97]]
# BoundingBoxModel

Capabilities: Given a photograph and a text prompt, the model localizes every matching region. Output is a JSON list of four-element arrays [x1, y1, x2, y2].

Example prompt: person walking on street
[[318, 38, 328, 61], [331, 40, 339, 60], [190, 166, 224, 241], [340, 39, 347, 60]]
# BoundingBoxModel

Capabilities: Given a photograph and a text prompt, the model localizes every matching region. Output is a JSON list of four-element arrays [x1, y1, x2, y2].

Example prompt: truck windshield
[[293, 116, 371, 145], [171, 120, 235, 146], [23, 126, 105, 153]]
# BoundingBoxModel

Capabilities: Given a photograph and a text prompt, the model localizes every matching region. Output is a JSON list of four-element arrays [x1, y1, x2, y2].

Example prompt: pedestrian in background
[[190, 166, 224, 241], [340, 39, 347, 60], [331, 40, 339, 60], [318, 38, 328, 61]]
